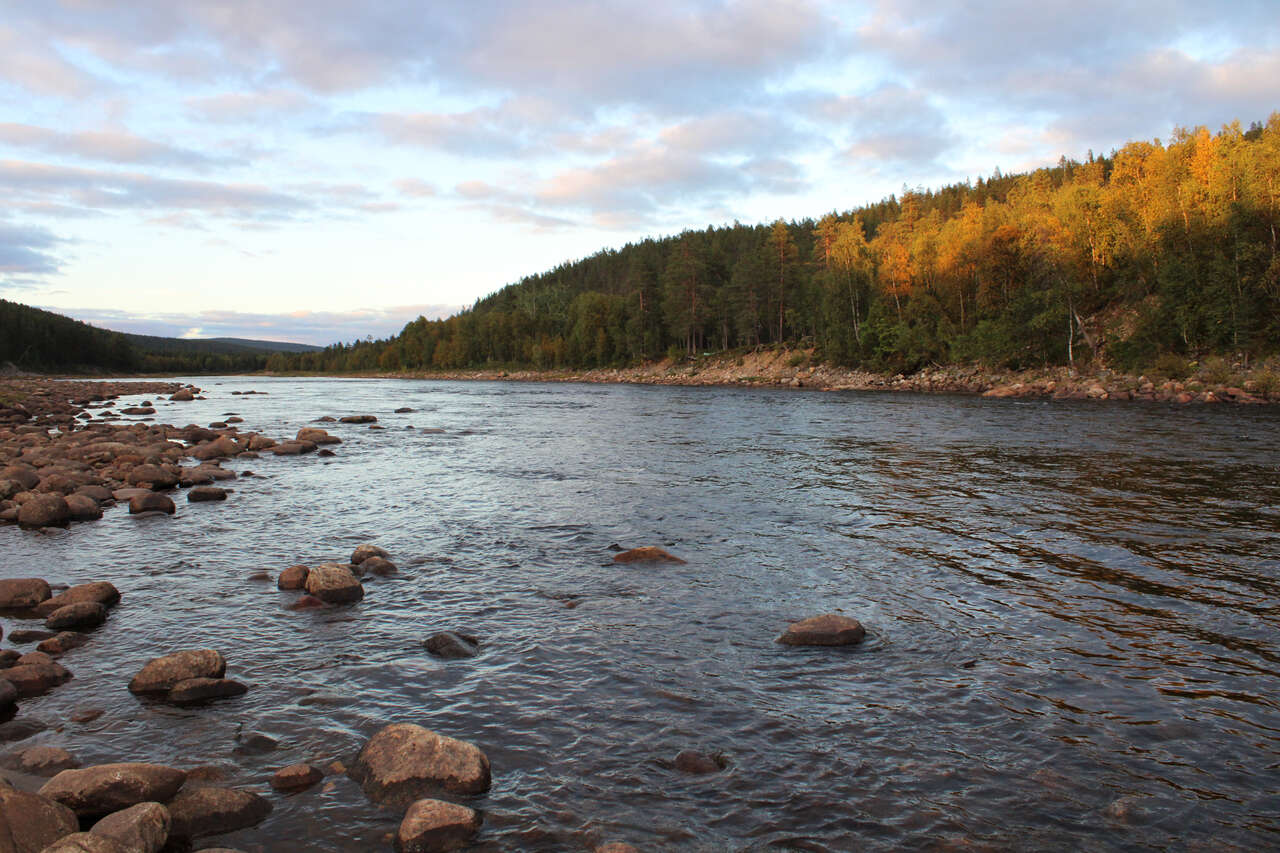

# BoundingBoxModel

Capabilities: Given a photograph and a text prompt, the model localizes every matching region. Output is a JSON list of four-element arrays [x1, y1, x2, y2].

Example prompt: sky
[[1, 1, 1277, 346]]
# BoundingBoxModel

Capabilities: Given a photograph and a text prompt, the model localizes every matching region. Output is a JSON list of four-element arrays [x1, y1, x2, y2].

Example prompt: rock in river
[[45, 601, 107, 631], [395, 799, 481, 853], [612, 546, 686, 564], [349, 723, 491, 806], [38, 832, 131, 852], [128, 649, 226, 694], [187, 486, 227, 502], [91, 801, 171, 853], [128, 493, 175, 515], [270, 763, 323, 792], [166, 786, 272, 839], [0, 661, 72, 697], [167, 677, 247, 705], [1, 744, 80, 775], [776, 613, 866, 646], [351, 543, 389, 564], [0, 786, 80, 853], [423, 632, 479, 660], [38, 631, 90, 655], [0, 577, 52, 608], [276, 565, 309, 590], [35, 581, 120, 616], [17, 493, 70, 528], [304, 563, 364, 604], [39, 762, 187, 818]]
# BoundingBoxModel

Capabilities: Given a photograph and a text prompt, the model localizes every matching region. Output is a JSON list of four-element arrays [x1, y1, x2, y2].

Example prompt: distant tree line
[[278, 116, 1280, 375]]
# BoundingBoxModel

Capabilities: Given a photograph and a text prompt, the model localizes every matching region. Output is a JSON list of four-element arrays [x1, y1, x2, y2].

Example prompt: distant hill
[[122, 333, 321, 355]]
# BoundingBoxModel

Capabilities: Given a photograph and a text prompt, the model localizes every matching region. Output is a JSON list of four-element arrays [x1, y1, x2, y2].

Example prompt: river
[[3, 377, 1279, 851]]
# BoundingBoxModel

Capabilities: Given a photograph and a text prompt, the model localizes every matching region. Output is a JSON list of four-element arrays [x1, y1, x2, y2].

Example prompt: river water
[[3, 377, 1279, 851]]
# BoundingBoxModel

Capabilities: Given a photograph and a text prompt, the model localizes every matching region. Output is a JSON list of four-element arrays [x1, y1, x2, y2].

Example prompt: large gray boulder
[[348, 723, 491, 807]]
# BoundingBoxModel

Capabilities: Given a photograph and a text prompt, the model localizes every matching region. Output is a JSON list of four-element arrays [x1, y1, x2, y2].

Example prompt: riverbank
[[375, 349, 1278, 405]]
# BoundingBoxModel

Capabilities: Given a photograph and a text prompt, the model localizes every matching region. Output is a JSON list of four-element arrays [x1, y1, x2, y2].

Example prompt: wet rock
[[45, 602, 107, 631], [304, 564, 364, 605], [673, 749, 724, 774], [231, 733, 277, 755], [128, 650, 226, 694], [2, 745, 80, 776], [16, 651, 56, 667], [339, 415, 377, 424], [39, 763, 186, 818], [111, 488, 151, 503], [350, 544, 389, 564], [317, 448, 336, 457], [170, 389, 195, 401], [66, 493, 103, 521], [2, 465, 39, 491], [8, 628, 56, 643], [276, 565, 308, 590], [0, 786, 80, 853], [74, 485, 114, 504], [187, 487, 227, 503], [0, 650, 20, 670], [395, 799, 481, 853], [0, 577, 51, 608], [612, 547, 686, 564], [120, 407, 155, 416], [125, 464, 178, 490], [286, 595, 324, 611], [39, 632, 90, 656], [776, 613, 866, 646], [166, 787, 271, 839], [167, 678, 247, 705], [394, 407, 414, 413], [128, 494, 175, 515], [35, 582, 120, 617], [349, 723, 491, 806], [295, 428, 341, 444], [246, 571, 270, 582], [70, 708, 104, 724], [17, 493, 70, 528], [91, 801, 171, 853], [0, 718, 46, 741], [0, 661, 72, 697], [40, 832, 132, 852], [423, 632, 479, 660], [269, 442, 312, 456], [360, 556, 397, 576], [269, 764, 323, 792]]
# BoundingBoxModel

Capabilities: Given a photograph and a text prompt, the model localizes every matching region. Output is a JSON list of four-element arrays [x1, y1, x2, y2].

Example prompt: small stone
[[277, 565, 309, 590], [776, 613, 866, 646], [395, 798, 481, 853], [612, 546, 686, 564], [167, 677, 248, 705], [350, 543, 389, 564], [423, 632, 479, 660], [270, 763, 324, 792]]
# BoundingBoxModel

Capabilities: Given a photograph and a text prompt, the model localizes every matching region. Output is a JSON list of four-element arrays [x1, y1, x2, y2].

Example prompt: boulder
[[776, 613, 866, 646], [394, 799, 481, 853], [39, 763, 187, 818], [128, 494, 175, 515], [166, 787, 271, 839], [35, 832, 130, 852], [0, 651, 20, 671], [269, 764, 323, 792], [167, 678, 247, 705], [128, 650, 226, 694], [269, 442, 312, 456], [276, 565, 309, 590], [17, 493, 70, 528], [0, 577, 51, 609], [65, 493, 103, 521], [170, 389, 195, 401], [339, 415, 377, 424], [1, 465, 39, 491], [15, 651, 55, 667], [120, 407, 156, 416], [295, 428, 341, 444], [45, 602, 107, 631], [1, 745, 80, 776], [111, 488, 151, 502], [74, 485, 114, 503], [360, 556, 397, 576], [673, 749, 724, 774], [187, 487, 227, 503], [423, 632, 479, 660], [0, 786, 80, 853], [8, 629, 56, 643], [91, 801, 171, 853], [38, 631, 89, 655], [0, 661, 72, 697], [35, 582, 120, 617], [350, 544, 389, 564], [125, 465, 178, 490], [612, 547, 686, 564], [304, 564, 364, 604], [348, 723, 491, 806]]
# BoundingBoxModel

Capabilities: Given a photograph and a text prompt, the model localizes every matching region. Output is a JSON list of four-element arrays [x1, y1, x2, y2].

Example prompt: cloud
[[0, 223, 63, 278], [184, 89, 315, 123], [51, 304, 463, 347], [373, 108, 530, 156], [392, 178, 437, 198], [0, 123, 233, 169]]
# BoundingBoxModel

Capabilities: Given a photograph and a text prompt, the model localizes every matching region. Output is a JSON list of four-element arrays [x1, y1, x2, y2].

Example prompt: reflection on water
[[3, 377, 1279, 851]]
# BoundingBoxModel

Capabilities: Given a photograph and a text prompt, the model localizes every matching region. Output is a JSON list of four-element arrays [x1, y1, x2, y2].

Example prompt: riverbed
[[3, 376, 1279, 851]]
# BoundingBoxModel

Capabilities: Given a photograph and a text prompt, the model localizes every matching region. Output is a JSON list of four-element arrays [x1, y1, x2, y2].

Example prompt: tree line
[[280, 116, 1279, 376]]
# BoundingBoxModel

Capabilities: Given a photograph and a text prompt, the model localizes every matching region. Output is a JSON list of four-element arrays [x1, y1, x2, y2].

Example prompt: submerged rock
[[349, 723, 491, 806], [270, 763, 323, 792], [612, 546, 686, 564], [128, 649, 226, 694], [339, 415, 377, 424], [395, 799, 481, 853], [167, 677, 248, 705], [360, 556, 398, 576], [423, 632, 479, 660], [39, 631, 90, 655], [1, 744, 80, 775], [350, 543, 389, 564], [776, 613, 865, 646], [39, 762, 187, 818], [673, 749, 725, 774]]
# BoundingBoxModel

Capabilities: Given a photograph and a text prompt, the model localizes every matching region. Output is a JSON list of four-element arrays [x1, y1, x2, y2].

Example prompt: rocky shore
[[384, 349, 1278, 405]]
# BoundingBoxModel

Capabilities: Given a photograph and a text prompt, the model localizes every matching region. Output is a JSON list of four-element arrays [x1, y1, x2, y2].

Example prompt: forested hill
[[0, 300, 317, 373], [284, 117, 1280, 375]]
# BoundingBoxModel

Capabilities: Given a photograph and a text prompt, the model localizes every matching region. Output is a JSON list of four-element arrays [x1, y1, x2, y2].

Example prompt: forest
[[277, 116, 1280, 376]]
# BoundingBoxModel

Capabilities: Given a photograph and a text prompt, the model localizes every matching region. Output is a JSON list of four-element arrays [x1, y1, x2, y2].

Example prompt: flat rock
[[166, 787, 271, 839], [395, 798, 481, 853], [0, 786, 80, 852], [269, 764, 323, 792], [423, 632, 479, 660], [128, 650, 226, 694], [167, 678, 247, 705], [0, 661, 73, 697], [45, 602, 107, 631], [0, 577, 51, 608], [8, 628, 56, 643], [187, 487, 227, 502], [295, 427, 341, 444], [339, 415, 377, 423], [776, 613, 866, 646], [2, 744, 80, 775], [125, 464, 177, 489], [349, 723, 491, 807], [304, 564, 364, 605], [91, 801, 171, 853], [35, 582, 120, 617], [276, 565, 309, 590], [39, 763, 186, 818], [612, 546, 686, 564]]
